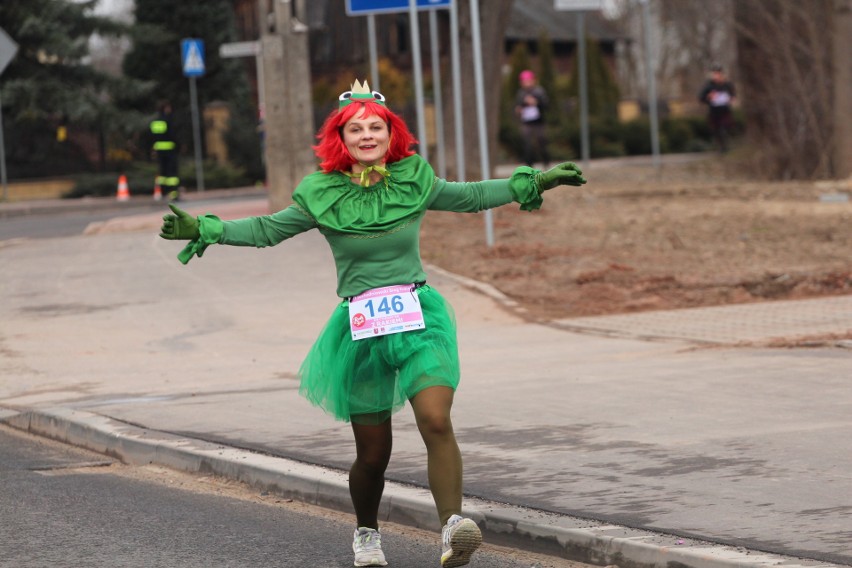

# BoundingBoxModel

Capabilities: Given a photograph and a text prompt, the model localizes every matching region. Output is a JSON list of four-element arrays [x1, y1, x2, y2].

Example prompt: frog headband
[[338, 79, 386, 110]]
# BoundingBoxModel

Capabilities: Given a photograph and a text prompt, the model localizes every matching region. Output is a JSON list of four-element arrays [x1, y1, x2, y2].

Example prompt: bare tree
[[657, 0, 734, 100], [734, 0, 835, 179], [609, 0, 736, 103]]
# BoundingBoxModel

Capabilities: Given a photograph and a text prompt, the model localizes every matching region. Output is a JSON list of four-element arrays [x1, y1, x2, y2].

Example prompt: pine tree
[[536, 32, 559, 127], [1, 0, 127, 123], [568, 38, 620, 121], [0, 0, 132, 175], [122, 0, 261, 179]]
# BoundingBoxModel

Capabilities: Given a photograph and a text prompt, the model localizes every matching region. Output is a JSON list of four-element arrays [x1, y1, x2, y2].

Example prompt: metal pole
[[578, 12, 590, 168], [254, 45, 266, 167], [255, 46, 265, 120], [429, 9, 446, 178], [469, 0, 494, 247], [449, 0, 465, 182], [408, 0, 428, 162], [0, 92, 8, 201], [640, 0, 661, 169], [367, 14, 380, 91], [189, 75, 205, 192]]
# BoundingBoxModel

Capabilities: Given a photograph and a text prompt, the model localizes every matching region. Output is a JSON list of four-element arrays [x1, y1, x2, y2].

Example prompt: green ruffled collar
[[292, 155, 435, 235]]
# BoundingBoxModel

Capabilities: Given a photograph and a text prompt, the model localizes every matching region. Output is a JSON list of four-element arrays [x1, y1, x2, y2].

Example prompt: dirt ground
[[420, 155, 852, 322]]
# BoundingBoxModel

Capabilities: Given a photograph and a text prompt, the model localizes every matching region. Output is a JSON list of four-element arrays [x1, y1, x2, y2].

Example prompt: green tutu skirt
[[298, 285, 460, 424]]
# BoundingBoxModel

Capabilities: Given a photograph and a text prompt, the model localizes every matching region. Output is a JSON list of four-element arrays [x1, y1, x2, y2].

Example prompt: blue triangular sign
[[181, 39, 205, 77]]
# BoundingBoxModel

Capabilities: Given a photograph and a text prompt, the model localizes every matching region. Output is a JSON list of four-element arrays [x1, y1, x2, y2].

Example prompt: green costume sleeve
[[428, 166, 543, 212], [175, 206, 316, 264], [219, 205, 317, 246]]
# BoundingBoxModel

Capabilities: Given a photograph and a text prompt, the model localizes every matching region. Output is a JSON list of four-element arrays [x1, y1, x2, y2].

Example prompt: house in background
[[505, 0, 621, 77]]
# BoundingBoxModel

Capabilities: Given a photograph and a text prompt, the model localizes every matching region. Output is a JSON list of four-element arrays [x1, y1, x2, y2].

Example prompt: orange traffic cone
[[116, 174, 130, 201], [153, 182, 162, 201]]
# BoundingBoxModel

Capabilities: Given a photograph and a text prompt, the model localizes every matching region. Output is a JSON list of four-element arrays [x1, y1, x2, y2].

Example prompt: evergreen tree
[[567, 38, 620, 120], [0, 0, 132, 176], [536, 32, 559, 127], [122, 0, 262, 180]]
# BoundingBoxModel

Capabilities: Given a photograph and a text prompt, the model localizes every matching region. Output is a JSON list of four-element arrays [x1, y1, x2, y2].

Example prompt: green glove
[[159, 203, 200, 240], [534, 162, 587, 191]]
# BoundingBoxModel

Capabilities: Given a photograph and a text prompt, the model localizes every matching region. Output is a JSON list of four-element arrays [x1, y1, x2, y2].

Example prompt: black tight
[[349, 420, 393, 529], [349, 385, 462, 528]]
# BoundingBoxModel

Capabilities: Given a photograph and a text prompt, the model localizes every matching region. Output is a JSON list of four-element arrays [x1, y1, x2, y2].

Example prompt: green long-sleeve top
[[182, 155, 542, 298]]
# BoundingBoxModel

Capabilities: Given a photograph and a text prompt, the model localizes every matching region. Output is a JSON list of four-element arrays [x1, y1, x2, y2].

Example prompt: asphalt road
[[0, 426, 588, 568], [0, 195, 251, 241]]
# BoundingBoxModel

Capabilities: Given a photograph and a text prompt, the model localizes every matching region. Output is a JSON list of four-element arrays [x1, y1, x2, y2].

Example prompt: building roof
[[506, 0, 623, 43]]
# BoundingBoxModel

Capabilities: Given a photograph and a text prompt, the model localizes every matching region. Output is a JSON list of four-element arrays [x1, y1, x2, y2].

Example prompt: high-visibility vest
[[150, 118, 176, 151]]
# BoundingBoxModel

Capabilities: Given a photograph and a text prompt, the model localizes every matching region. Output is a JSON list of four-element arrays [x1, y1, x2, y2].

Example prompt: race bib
[[348, 284, 426, 341], [711, 91, 731, 106], [521, 105, 541, 122]]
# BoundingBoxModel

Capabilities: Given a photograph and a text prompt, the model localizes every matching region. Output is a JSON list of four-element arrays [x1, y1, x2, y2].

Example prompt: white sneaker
[[440, 515, 481, 567], [352, 527, 388, 567]]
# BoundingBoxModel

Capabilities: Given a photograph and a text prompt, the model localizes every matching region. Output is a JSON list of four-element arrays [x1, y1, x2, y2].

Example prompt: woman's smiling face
[[342, 108, 390, 166]]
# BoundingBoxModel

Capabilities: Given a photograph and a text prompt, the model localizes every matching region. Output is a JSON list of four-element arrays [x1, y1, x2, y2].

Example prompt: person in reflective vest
[[150, 101, 180, 200]]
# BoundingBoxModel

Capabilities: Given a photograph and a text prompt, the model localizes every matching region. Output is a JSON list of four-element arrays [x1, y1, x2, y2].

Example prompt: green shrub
[[179, 161, 251, 191], [63, 163, 158, 198], [62, 159, 253, 198], [661, 118, 693, 153], [621, 118, 651, 155]]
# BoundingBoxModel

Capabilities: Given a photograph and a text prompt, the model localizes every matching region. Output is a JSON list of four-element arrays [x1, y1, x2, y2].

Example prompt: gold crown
[[351, 79, 371, 94], [338, 79, 386, 109]]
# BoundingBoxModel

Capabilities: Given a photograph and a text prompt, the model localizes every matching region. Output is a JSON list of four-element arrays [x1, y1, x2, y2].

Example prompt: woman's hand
[[534, 162, 587, 191], [159, 204, 200, 240]]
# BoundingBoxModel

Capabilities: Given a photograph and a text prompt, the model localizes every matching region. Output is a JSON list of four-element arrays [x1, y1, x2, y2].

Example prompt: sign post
[[345, 0, 452, 164], [181, 38, 206, 192], [219, 40, 265, 151], [0, 27, 19, 201], [219, 42, 262, 112], [554, 0, 602, 169]]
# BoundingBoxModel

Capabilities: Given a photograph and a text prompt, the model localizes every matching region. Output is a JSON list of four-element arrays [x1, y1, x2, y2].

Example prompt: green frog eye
[[339, 91, 353, 102], [372, 91, 385, 103]]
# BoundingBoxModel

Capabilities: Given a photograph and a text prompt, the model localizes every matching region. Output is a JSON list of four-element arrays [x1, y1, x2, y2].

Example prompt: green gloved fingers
[[159, 203, 200, 240], [534, 161, 587, 192]]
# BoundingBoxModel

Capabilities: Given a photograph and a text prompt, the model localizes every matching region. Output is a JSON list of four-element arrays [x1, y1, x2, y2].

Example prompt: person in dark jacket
[[698, 64, 736, 153]]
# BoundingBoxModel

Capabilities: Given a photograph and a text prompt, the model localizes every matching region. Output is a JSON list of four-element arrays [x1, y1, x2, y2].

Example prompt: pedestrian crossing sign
[[181, 38, 205, 77]]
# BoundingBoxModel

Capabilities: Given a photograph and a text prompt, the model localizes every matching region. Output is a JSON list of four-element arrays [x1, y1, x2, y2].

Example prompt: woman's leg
[[349, 418, 393, 529], [410, 385, 462, 525]]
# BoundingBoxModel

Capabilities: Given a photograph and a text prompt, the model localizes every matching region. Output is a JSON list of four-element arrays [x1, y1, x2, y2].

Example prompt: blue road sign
[[346, 0, 451, 16], [181, 38, 206, 77]]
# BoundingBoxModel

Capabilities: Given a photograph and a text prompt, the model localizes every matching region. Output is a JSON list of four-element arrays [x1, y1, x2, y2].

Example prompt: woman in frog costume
[[159, 81, 586, 567]]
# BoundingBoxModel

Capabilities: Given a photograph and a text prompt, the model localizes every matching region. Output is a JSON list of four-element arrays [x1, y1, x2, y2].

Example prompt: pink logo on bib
[[352, 313, 366, 328]]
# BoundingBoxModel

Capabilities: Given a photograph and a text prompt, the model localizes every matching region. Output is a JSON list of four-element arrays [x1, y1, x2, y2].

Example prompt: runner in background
[[698, 64, 736, 154]]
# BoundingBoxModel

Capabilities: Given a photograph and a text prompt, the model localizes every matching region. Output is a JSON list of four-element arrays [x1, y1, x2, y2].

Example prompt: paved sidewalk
[[1, 192, 850, 568]]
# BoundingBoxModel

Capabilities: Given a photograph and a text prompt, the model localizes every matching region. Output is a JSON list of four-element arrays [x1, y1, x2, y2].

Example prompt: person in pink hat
[[514, 69, 551, 168]]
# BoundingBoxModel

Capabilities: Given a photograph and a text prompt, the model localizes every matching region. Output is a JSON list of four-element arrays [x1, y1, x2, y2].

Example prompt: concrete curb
[[2, 407, 842, 568]]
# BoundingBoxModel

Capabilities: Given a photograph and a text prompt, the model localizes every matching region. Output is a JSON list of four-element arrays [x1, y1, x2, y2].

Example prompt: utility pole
[[834, 0, 852, 179], [258, 0, 316, 212]]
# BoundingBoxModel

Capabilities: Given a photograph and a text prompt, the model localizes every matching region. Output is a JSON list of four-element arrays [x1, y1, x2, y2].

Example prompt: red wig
[[313, 101, 418, 173]]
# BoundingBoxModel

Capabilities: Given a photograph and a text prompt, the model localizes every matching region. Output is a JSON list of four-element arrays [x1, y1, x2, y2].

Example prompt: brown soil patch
[[421, 156, 852, 322]]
